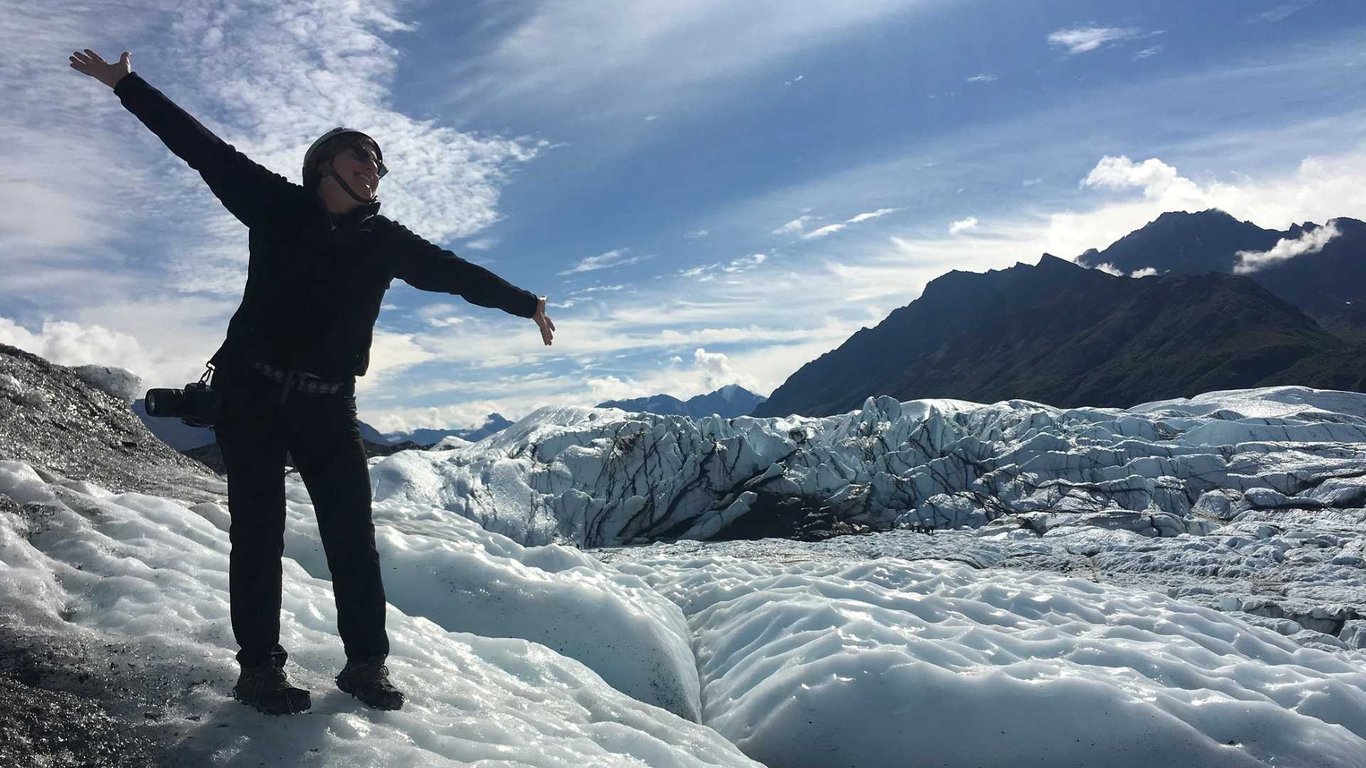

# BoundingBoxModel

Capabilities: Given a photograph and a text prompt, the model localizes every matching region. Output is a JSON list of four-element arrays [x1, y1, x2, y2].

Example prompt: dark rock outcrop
[[0, 344, 221, 501]]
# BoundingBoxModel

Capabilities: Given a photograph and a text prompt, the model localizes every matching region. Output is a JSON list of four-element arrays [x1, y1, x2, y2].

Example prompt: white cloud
[[164, 0, 538, 247], [351, 330, 441, 394], [773, 216, 812, 235], [801, 208, 899, 239], [803, 223, 847, 239], [966, 74, 997, 83], [1047, 26, 1143, 55], [557, 284, 626, 309], [463, 238, 499, 251], [1249, 2, 1316, 23], [678, 254, 768, 282], [693, 347, 736, 389], [847, 208, 898, 224], [1082, 156, 1205, 201], [0, 318, 156, 379], [1069, 151, 1366, 250], [426, 315, 467, 328], [685, 229, 711, 239], [949, 216, 979, 235], [1133, 45, 1163, 61], [1234, 220, 1341, 274], [1090, 263, 1158, 278], [727, 253, 767, 271], [361, 399, 514, 434], [559, 248, 646, 275], [569, 285, 627, 296]]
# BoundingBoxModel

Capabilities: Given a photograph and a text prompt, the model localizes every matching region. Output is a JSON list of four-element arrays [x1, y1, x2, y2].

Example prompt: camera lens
[[144, 388, 185, 417]]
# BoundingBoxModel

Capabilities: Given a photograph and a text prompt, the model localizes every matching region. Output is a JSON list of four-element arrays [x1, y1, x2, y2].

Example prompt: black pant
[[215, 366, 389, 668]]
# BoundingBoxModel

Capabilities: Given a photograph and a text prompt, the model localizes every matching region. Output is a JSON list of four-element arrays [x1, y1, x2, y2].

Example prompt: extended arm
[[391, 224, 555, 345], [69, 49, 294, 228]]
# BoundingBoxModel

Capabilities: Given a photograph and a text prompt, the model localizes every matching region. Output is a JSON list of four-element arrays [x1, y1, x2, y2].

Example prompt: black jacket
[[114, 73, 539, 381]]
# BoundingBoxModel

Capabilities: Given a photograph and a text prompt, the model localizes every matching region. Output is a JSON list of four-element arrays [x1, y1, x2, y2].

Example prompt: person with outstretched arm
[[70, 49, 555, 715]]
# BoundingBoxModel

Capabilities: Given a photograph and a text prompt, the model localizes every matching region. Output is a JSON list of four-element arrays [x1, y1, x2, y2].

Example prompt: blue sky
[[2, 0, 1364, 431]]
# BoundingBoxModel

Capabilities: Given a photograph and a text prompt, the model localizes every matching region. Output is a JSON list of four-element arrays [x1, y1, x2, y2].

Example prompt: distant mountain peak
[[598, 384, 767, 418], [1037, 253, 1079, 270], [1148, 209, 1245, 227]]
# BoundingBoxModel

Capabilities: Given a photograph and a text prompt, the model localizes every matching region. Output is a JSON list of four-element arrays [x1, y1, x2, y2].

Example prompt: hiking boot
[[336, 657, 405, 710], [233, 663, 311, 715]]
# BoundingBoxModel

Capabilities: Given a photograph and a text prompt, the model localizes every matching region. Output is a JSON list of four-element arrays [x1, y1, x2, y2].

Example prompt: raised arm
[[69, 49, 295, 229], [389, 223, 555, 345]]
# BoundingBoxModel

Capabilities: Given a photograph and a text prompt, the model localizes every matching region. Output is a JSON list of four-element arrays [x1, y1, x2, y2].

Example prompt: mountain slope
[[1077, 209, 1366, 339], [753, 255, 1366, 417]]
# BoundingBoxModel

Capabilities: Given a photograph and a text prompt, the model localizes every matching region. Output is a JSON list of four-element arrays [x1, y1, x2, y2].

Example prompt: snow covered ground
[[2, 386, 1366, 765]]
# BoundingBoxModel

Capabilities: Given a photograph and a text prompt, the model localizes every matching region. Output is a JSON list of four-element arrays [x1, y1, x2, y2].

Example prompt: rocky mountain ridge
[[598, 384, 766, 419], [755, 252, 1366, 418], [1077, 209, 1366, 341]]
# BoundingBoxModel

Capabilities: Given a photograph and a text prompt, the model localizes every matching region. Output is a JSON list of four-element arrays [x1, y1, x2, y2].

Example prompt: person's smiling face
[[327, 142, 384, 199]]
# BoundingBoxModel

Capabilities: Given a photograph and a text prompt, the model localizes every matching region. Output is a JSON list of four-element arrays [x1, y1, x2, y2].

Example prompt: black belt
[[252, 362, 352, 402]]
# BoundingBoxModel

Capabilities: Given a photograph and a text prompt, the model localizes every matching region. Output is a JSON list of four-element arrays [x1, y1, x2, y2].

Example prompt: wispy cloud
[[167, 0, 539, 247], [559, 248, 646, 275], [772, 216, 812, 235], [966, 74, 997, 83], [1234, 220, 1341, 274], [463, 238, 499, 251], [1133, 45, 1163, 60], [679, 253, 768, 281], [848, 208, 898, 224], [949, 216, 979, 235], [557, 284, 625, 309], [1047, 26, 1144, 55], [1248, 2, 1316, 24], [801, 208, 899, 239], [803, 223, 847, 239], [449, 0, 915, 120]]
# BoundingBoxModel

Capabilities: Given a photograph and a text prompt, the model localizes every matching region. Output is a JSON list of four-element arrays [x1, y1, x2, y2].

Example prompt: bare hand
[[69, 49, 131, 89], [533, 297, 556, 346]]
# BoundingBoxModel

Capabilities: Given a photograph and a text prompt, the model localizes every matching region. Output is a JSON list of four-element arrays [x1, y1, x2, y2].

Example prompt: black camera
[[145, 374, 220, 428]]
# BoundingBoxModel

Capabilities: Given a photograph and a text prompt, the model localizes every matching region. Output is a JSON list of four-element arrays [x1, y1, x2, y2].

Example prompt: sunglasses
[[342, 144, 388, 178]]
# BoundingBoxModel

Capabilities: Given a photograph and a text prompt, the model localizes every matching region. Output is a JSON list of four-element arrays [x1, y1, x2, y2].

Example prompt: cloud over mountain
[[1235, 220, 1342, 274]]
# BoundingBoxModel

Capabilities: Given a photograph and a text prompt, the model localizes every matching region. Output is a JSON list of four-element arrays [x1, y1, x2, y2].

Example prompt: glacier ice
[[370, 386, 1366, 547]]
